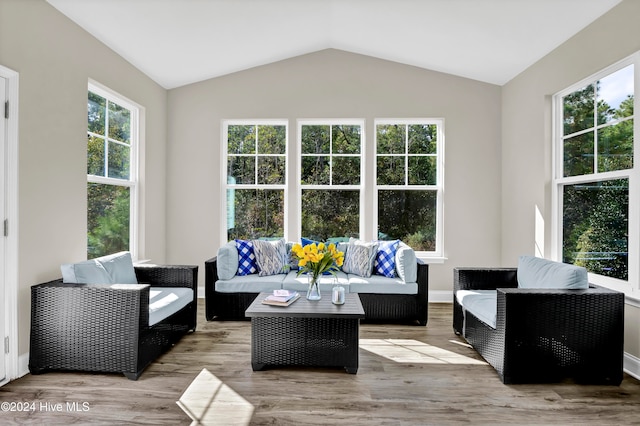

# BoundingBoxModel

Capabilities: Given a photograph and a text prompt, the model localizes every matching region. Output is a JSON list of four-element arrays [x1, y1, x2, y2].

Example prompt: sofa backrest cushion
[[517, 255, 589, 289], [217, 241, 239, 280], [61, 251, 138, 284], [395, 242, 417, 283]]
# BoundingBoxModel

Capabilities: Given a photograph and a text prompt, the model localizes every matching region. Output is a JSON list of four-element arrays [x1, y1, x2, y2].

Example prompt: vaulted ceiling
[[47, 0, 622, 89]]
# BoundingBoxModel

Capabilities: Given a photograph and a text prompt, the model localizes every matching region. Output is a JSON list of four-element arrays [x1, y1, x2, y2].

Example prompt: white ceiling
[[47, 0, 622, 89]]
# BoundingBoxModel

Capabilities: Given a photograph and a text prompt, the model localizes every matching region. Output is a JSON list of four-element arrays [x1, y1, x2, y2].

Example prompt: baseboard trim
[[18, 352, 29, 379], [624, 352, 640, 380], [429, 290, 452, 303]]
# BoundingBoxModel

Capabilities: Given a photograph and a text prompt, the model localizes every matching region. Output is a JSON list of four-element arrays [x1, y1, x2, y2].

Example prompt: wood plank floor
[[2, 300, 640, 425]]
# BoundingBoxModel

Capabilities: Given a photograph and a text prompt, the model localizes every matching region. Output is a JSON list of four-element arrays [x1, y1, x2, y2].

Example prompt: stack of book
[[262, 290, 300, 306]]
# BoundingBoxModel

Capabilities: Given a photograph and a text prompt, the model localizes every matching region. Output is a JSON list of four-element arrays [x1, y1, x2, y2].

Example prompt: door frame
[[0, 64, 19, 386]]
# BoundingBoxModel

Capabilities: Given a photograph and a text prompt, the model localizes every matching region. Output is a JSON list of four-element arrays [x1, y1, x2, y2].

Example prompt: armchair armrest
[[134, 264, 198, 290], [453, 267, 518, 292], [496, 285, 624, 384]]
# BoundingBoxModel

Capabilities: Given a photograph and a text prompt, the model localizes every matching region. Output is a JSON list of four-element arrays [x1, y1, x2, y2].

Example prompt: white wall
[[0, 0, 168, 357], [167, 49, 503, 297], [501, 0, 640, 357]]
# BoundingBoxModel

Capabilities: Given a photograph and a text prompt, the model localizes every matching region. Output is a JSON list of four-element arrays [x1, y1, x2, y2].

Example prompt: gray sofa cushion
[[215, 273, 285, 293], [518, 255, 588, 289], [216, 241, 239, 280], [282, 271, 349, 292], [348, 274, 418, 294], [61, 251, 138, 284], [395, 242, 417, 283]]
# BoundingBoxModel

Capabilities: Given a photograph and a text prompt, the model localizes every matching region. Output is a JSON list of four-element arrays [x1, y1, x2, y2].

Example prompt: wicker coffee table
[[245, 292, 365, 374]]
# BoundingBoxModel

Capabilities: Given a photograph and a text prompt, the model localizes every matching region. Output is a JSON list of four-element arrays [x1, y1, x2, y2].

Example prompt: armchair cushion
[[61, 251, 138, 284], [149, 287, 194, 326], [455, 289, 497, 328], [517, 256, 588, 289]]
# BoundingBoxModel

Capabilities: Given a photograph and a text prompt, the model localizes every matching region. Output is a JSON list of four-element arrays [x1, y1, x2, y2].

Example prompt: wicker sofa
[[29, 262, 198, 380], [453, 256, 624, 384], [205, 239, 429, 325]]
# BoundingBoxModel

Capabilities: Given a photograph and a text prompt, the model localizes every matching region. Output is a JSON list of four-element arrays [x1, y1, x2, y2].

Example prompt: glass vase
[[306, 273, 321, 301]]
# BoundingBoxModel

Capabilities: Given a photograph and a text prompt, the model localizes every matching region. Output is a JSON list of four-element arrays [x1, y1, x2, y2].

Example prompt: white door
[[0, 75, 6, 383]]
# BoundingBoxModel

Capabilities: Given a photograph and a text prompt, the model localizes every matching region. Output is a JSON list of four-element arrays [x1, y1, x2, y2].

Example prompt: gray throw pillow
[[252, 238, 288, 277], [342, 239, 378, 278]]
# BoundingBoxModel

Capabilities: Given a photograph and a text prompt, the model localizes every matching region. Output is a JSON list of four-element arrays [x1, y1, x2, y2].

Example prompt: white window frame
[[87, 80, 140, 260], [221, 119, 289, 245], [552, 53, 640, 298], [297, 119, 365, 241], [374, 118, 445, 259]]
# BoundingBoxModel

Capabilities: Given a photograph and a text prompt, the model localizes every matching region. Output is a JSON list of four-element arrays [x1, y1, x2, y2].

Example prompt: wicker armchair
[[29, 264, 198, 380], [205, 257, 429, 325], [453, 267, 624, 384]]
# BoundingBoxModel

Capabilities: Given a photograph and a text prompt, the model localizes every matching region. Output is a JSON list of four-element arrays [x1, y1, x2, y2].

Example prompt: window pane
[[87, 183, 130, 259], [597, 65, 634, 125], [301, 125, 330, 154], [377, 156, 405, 185], [408, 156, 437, 185], [301, 156, 329, 185], [332, 156, 360, 185], [378, 190, 437, 251], [376, 124, 405, 154], [107, 141, 130, 180], [87, 135, 105, 176], [108, 101, 130, 143], [227, 189, 284, 240], [257, 156, 285, 184], [88, 92, 105, 134], [408, 124, 437, 154], [302, 189, 359, 240], [258, 125, 286, 154], [228, 156, 255, 184], [562, 179, 628, 280], [598, 119, 634, 172], [564, 132, 594, 177], [228, 125, 255, 154], [563, 84, 594, 135], [332, 125, 361, 154]]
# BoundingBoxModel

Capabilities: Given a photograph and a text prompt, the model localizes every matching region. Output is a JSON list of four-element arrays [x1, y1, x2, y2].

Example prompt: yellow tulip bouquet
[[291, 242, 345, 281]]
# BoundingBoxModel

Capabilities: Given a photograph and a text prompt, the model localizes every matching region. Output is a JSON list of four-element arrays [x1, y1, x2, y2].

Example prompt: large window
[[224, 121, 287, 240], [375, 120, 444, 255], [554, 57, 636, 290], [299, 121, 363, 242], [87, 83, 139, 259], [222, 118, 445, 259]]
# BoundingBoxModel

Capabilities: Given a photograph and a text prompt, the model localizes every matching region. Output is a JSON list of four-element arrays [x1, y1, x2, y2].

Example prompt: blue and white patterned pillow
[[374, 240, 400, 278], [235, 239, 257, 276]]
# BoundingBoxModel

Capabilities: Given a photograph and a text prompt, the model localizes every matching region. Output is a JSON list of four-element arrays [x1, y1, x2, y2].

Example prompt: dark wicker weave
[[205, 257, 429, 325], [453, 267, 624, 384], [29, 264, 198, 380], [246, 293, 364, 373]]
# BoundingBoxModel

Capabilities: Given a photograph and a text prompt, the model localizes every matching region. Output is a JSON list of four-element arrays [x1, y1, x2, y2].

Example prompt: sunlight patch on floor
[[177, 368, 254, 426], [359, 339, 487, 365]]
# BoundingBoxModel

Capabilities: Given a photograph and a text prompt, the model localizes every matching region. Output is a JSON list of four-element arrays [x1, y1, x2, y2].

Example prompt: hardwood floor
[[2, 300, 640, 425]]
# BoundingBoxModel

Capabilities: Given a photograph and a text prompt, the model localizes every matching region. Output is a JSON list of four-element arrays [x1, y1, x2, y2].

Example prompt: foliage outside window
[[87, 84, 138, 259], [375, 120, 443, 254], [225, 122, 287, 241], [299, 122, 363, 242], [555, 61, 635, 284]]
